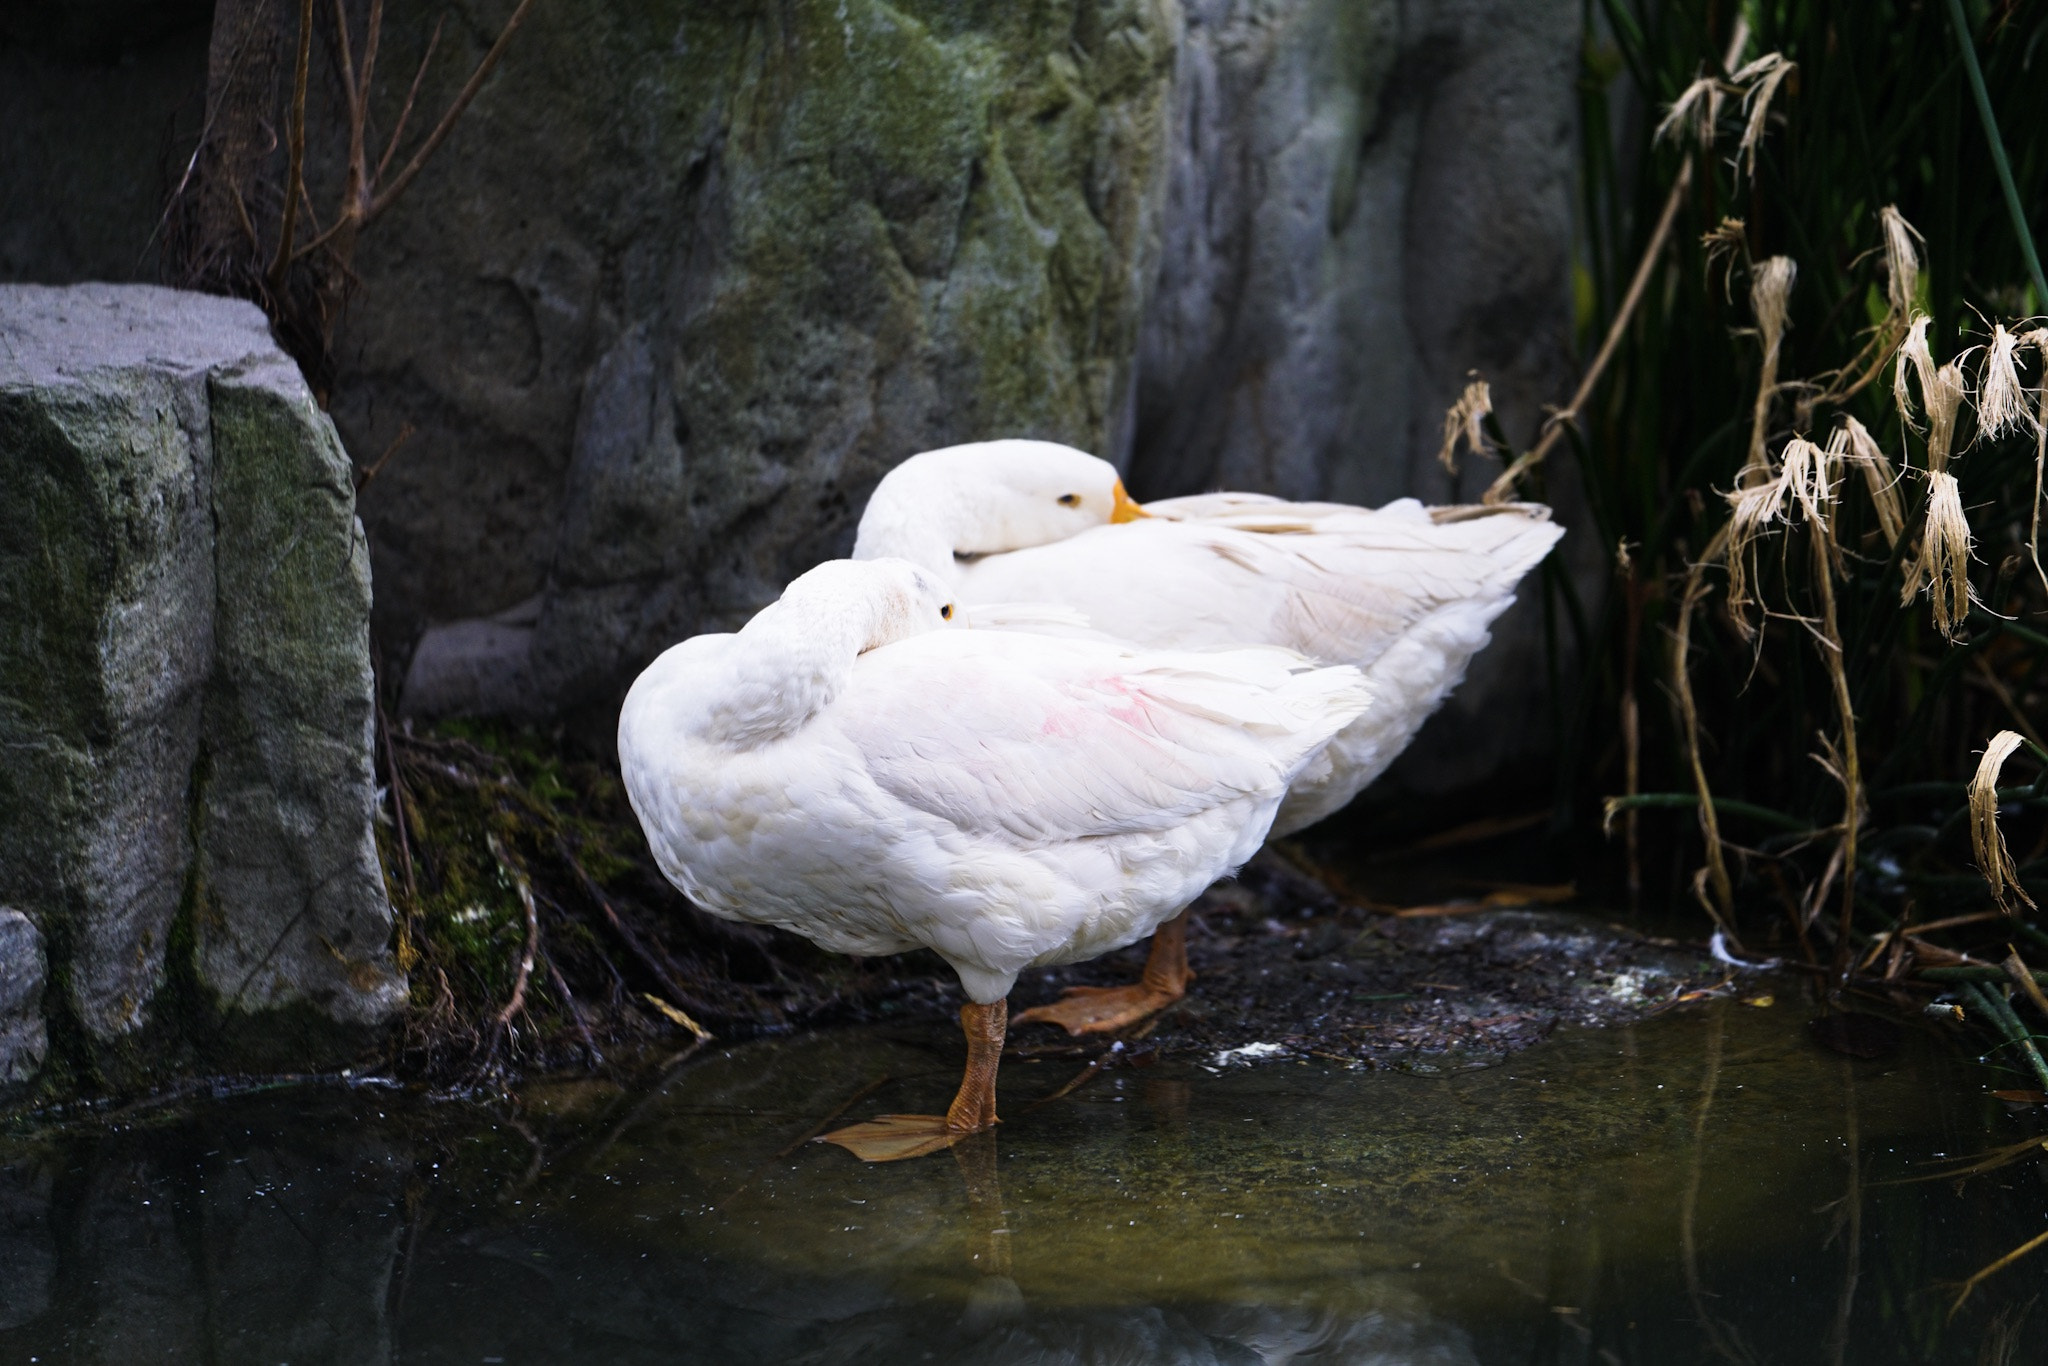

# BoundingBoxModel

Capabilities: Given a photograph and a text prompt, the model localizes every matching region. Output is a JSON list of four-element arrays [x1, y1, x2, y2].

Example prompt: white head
[[852, 439, 1150, 578], [757, 556, 963, 654]]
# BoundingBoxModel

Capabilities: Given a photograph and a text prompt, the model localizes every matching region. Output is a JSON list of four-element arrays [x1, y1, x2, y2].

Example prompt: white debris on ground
[[1211, 1041, 1290, 1067], [1601, 967, 1663, 1006]]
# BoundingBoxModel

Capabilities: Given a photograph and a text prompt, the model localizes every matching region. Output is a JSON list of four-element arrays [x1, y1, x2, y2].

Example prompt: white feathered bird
[[852, 439, 1564, 1033], [618, 557, 1372, 1160]]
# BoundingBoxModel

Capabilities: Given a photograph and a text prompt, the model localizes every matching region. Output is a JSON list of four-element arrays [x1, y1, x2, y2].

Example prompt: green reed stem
[[1961, 980, 2048, 1092], [1944, 0, 2048, 307]]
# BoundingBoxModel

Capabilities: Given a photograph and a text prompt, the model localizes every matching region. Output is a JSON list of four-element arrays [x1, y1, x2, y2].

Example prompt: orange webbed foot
[[1012, 981, 1186, 1036]]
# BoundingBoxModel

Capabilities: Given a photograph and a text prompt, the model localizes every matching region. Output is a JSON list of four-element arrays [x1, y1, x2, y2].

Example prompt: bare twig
[[1675, 528, 1739, 933], [365, 0, 540, 227], [1486, 17, 1752, 505], [377, 17, 446, 184], [1807, 483, 1863, 981], [545, 954, 601, 1064], [490, 834, 541, 1030], [354, 420, 416, 494], [267, 0, 314, 288], [1949, 1231, 2048, 1319]]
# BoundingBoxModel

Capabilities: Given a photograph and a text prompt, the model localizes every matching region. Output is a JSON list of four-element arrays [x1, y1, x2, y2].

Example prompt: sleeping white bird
[[852, 439, 1564, 1034], [617, 557, 1372, 1161]]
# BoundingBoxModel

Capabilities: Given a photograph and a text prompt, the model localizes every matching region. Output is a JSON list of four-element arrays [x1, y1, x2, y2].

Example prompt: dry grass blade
[[1743, 257, 1798, 484], [1702, 216, 1747, 298], [1881, 205, 1923, 320], [1902, 470, 1974, 637], [1840, 417, 1906, 546], [1657, 71, 1723, 150], [1803, 461, 1861, 970], [1926, 361, 1970, 473], [1979, 324, 2035, 441], [1723, 434, 1835, 634], [1732, 53, 1794, 182], [1949, 1229, 2048, 1320], [1895, 313, 1936, 431], [2003, 951, 2048, 1020], [1970, 731, 2038, 915], [1438, 376, 1494, 474], [1675, 532, 1738, 930], [641, 992, 713, 1041]]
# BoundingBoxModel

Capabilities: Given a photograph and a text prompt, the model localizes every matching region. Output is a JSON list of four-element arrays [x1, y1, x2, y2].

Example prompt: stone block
[[0, 283, 402, 1080]]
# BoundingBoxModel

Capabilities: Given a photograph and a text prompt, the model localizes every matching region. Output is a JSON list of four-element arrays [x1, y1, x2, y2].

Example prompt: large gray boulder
[[0, 283, 402, 1089]]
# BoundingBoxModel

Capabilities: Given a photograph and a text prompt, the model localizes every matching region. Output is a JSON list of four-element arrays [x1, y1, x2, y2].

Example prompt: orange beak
[[1110, 479, 1152, 523]]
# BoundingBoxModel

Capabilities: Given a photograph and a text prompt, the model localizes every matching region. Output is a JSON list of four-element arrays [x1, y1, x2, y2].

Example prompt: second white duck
[[618, 558, 1370, 1160], [852, 439, 1563, 1033]]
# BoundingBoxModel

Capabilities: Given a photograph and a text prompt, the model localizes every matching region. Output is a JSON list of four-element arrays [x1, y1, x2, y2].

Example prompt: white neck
[[641, 578, 907, 750], [705, 595, 871, 746], [852, 465, 971, 584]]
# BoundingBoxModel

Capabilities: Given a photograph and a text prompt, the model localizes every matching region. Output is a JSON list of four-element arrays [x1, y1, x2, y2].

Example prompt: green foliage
[[1557, 0, 2048, 934]]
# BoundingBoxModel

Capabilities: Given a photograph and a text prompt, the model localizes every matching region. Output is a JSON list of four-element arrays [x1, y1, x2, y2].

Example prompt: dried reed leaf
[[1657, 72, 1722, 150], [1724, 435, 1842, 633], [1926, 361, 1969, 473], [1880, 205, 1922, 320], [1732, 53, 1794, 182], [1437, 377, 1494, 474], [1895, 313, 1936, 432], [1840, 416, 1906, 547], [1701, 217, 1746, 299], [1742, 256, 1798, 484], [1979, 324, 2036, 442], [1969, 731, 2038, 915], [1901, 470, 1974, 638]]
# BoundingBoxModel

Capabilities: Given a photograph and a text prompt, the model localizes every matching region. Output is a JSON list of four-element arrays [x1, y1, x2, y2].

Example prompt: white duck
[[618, 557, 1371, 1161], [852, 439, 1564, 1034]]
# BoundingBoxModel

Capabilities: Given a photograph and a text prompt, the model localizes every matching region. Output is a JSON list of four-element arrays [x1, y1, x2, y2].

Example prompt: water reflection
[[0, 998, 2041, 1364]]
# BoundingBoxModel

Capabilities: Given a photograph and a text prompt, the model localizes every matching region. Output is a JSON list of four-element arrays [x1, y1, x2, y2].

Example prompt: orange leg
[[1012, 911, 1193, 1035], [820, 999, 1007, 1162]]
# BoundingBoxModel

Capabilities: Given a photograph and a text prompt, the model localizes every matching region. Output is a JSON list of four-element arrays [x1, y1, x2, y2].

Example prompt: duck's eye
[[940, 604, 953, 620], [1057, 493, 1081, 507]]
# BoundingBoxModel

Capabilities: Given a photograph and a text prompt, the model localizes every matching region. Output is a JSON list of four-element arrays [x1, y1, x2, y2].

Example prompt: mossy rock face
[[0, 284, 401, 1100], [333, 0, 1180, 724], [0, 2, 1585, 790]]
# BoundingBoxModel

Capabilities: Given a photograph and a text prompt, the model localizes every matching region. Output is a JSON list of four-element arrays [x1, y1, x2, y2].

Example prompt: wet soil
[[1008, 852, 1727, 1070]]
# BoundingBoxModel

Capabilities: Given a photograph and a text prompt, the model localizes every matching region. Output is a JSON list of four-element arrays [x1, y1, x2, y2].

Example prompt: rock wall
[[0, 284, 403, 1094], [1, 0, 1584, 787]]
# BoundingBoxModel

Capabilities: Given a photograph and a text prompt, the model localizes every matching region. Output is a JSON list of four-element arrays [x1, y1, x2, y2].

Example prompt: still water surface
[[2, 994, 2042, 1363]]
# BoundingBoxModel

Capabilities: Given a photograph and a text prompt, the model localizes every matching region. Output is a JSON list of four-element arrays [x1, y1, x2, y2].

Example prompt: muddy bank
[[1009, 853, 1729, 1071]]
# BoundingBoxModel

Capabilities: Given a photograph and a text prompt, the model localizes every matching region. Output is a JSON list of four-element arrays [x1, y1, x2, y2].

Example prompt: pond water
[[1, 992, 2043, 1364]]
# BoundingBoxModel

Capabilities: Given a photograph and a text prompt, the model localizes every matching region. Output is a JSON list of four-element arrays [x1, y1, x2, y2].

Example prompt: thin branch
[[266, 0, 315, 288], [1486, 17, 1752, 505], [364, 0, 540, 228], [354, 420, 416, 494], [377, 17, 446, 185], [1487, 161, 1692, 505], [490, 835, 541, 1030], [331, 0, 360, 134], [1811, 524, 1861, 983]]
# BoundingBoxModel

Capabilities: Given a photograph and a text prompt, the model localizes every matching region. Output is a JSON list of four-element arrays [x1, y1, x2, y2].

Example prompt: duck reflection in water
[[787, 1131, 1481, 1366]]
